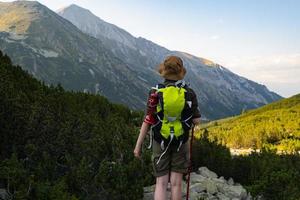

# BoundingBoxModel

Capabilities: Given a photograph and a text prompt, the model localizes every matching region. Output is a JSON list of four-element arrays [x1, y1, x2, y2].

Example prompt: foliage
[[194, 92, 300, 199], [192, 134, 300, 200], [197, 94, 300, 150], [0, 51, 152, 199]]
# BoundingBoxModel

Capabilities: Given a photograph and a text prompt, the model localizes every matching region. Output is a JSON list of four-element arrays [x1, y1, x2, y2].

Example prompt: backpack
[[151, 80, 194, 151]]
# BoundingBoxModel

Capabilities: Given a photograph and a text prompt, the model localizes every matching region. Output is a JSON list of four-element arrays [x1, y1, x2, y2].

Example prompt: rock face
[[143, 167, 252, 200]]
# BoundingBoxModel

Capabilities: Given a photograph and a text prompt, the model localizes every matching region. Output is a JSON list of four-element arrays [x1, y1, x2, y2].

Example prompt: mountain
[[0, 1, 281, 120], [199, 93, 300, 150], [57, 4, 282, 119], [0, 1, 151, 109]]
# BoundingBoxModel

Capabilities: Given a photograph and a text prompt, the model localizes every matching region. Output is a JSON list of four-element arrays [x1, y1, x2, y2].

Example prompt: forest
[[1, 50, 300, 199], [0, 51, 151, 199]]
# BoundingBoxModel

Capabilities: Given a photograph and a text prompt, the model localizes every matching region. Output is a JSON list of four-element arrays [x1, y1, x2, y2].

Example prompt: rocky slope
[[143, 167, 252, 200], [0, 1, 281, 119]]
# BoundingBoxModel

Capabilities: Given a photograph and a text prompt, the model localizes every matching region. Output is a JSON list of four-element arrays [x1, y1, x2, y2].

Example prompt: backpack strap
[[151, 83, 165, 91], [175, 80, 187, 88], [181, 86, 194, 136], [164, 80, 186, 88]]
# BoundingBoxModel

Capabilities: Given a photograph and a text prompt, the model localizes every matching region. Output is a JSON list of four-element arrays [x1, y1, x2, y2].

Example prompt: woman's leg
[[170, 171, 183, 200], [154, 173, 169, 200]]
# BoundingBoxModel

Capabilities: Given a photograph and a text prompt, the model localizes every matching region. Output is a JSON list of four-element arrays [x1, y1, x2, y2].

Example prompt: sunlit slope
[[0, 1, 39, 34], [199, 94, 300, 150]]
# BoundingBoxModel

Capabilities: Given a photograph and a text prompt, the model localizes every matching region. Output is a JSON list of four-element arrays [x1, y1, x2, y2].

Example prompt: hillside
[[0, 1, 281, 120], [199, 94, 300, 150], [0, 50, 151, 199]]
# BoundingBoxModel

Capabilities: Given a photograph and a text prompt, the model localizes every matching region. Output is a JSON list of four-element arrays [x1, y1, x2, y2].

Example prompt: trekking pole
[[186, 125, 195, 200]]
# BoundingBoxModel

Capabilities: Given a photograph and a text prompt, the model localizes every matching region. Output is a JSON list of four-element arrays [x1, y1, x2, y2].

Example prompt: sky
[[3, 0, 300, 97]]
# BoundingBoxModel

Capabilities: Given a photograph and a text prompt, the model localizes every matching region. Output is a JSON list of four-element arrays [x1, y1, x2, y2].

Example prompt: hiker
[[134, 56, 201, 200]]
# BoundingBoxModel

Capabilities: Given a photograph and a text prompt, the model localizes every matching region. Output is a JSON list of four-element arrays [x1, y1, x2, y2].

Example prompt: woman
[[134, 56, 201, 200]]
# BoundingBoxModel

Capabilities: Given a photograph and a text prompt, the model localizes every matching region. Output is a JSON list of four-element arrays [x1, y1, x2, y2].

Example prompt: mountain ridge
[[0, 0, 151, 109], [58, 3, 282, 116], [0, 1, 282, 120]]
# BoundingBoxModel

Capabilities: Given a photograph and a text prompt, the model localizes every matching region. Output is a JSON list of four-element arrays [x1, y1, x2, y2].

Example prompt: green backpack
[[152, 80, 193, 151]]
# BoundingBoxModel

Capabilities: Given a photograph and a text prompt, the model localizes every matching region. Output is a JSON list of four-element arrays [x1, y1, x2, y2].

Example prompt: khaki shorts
[[152, 140, 190, 177]]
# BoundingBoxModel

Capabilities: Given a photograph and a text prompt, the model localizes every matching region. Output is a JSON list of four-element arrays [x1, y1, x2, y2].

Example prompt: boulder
[[198, 167, 218, 178], [190, 172, 206, 184], [216, 192, 230, 200], [189, 192, 201, 200], [205, 179, 218, 195], [190, 182, 206, 193], [228, 177, 234, 185], [224, 185, 248, 199], [208, 196, 219, 200], [219, 176, 226, 182], [212, 177, 226, 184]]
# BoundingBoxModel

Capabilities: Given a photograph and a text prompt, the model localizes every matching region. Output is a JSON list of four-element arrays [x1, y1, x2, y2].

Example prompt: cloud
[[227, 53, 300, 74], [210, 35, 221, 40], [224, 53, 300, 97]]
